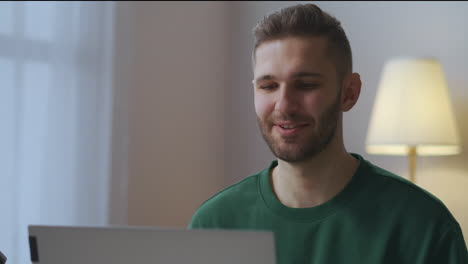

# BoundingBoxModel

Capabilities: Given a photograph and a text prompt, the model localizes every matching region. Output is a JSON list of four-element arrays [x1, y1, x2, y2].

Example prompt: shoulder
[[360, 158, 468, 260], [189, 170, 263, 228], [199, 173, 260, 211], [362, 158, 458, 228]]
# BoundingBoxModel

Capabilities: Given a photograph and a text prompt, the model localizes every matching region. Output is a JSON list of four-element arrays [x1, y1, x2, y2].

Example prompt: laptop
[[28, 225, 276, 264]]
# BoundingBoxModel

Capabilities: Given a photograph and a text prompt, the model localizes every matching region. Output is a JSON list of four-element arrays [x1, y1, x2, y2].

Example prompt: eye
[[258, 83, 278, 91], [296, 82, 320, 90]]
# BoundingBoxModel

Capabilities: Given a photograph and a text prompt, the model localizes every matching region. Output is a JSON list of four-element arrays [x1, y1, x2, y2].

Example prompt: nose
[[275, 84, 300, 114]]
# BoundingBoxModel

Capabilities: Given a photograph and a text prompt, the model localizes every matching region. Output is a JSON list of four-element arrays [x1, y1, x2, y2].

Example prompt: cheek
[[303, 93, 332, 115], [303, 96, 321, 112], [254, 92, 272, 120]]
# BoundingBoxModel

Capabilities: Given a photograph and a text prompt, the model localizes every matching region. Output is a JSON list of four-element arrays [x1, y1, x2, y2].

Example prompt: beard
[[257, 92, 341, 163]]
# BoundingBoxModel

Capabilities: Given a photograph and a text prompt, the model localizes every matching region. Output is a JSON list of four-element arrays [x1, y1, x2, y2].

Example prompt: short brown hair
[[253, 4, 352, 79]]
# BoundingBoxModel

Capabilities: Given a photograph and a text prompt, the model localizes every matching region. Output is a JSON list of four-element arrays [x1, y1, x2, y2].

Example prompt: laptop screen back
[[28, 225, 276, 264]]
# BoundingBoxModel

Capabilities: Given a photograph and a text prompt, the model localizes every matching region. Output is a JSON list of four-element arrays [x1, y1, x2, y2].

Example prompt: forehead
[[253, 36, 334, 79]]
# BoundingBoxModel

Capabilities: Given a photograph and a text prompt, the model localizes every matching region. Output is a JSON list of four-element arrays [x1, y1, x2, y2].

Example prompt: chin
[[272, 144, 310, 163], [271, 136, 331, 162]]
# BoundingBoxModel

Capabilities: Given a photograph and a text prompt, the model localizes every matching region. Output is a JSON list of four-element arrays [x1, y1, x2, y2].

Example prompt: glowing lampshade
[[365, 57, 461, 181]]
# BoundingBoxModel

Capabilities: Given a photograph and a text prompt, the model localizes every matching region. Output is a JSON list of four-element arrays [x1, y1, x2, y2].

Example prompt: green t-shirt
[[189, 154, 468, 264]]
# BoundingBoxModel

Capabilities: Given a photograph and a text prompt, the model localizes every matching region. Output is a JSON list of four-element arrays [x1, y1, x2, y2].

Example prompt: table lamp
[[365, 57, 461, 183]]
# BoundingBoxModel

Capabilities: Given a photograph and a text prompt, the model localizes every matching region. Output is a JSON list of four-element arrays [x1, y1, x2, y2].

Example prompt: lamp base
[[408, 146, 417, 183]]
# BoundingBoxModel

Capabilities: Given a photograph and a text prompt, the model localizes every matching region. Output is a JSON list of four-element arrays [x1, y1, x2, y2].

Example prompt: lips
[[274, 123, 309, 136], [278, 124, 303, 129]]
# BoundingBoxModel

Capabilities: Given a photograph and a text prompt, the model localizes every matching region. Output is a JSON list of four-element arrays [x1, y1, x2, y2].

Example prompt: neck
[[271, 138, 359, 208]]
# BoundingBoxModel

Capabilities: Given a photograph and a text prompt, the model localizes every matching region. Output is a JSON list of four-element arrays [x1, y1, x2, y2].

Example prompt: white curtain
[[0, 2, 115, 263]]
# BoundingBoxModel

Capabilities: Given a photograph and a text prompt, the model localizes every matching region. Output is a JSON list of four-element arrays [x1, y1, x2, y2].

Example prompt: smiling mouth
[[278, 124, 306, 129], [276, 122, 309, 128], [274, 123, 309, 136]]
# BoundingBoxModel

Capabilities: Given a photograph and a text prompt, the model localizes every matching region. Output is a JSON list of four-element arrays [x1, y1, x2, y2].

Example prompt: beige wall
[[112, 1, 229, 227], [112, 2, 468, 241]]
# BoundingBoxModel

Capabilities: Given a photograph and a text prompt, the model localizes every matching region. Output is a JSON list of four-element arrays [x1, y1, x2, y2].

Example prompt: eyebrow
[[253, 71, 323, 83]]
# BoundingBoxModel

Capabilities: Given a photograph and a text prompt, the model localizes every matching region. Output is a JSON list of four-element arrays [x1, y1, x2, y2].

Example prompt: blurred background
[[1, 1, 467, 263]]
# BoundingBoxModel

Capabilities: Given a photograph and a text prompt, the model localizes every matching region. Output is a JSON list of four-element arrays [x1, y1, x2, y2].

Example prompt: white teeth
[[280, 125, 297, 129]]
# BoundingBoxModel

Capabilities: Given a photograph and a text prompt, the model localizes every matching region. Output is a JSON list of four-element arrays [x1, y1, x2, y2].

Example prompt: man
[[189, 3, 468, 263]]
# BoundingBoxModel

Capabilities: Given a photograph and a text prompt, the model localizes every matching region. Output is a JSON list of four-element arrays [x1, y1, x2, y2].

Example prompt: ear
[[340, 72, 362, 112]]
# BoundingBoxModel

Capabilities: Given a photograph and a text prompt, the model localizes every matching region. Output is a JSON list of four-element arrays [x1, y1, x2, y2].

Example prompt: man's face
[[253, 36, 343, 162]]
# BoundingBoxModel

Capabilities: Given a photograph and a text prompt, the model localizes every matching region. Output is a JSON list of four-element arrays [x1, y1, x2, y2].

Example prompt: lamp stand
[[408, 146, 417, 183]]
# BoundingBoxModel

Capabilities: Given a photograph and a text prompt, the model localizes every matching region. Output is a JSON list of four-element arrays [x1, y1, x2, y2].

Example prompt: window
[[0, 2, 115, 263]]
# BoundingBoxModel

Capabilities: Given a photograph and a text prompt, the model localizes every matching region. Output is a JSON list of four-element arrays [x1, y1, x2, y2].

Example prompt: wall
[[225, 1, 468, 241], [112, 1, 229, 227]]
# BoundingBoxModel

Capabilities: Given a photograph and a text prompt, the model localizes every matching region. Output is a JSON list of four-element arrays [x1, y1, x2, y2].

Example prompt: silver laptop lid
[[28, 225, 276, 264]]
